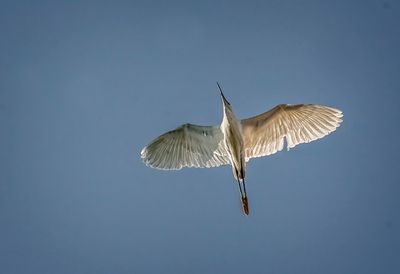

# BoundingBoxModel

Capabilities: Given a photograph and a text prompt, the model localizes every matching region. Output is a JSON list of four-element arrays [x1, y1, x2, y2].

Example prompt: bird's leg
[[241, 178, 247, 198], [236, 178, 249, 216], [234, 167, 249, 215], [237, 179, 244, 198], [240, 178, 249, 215]]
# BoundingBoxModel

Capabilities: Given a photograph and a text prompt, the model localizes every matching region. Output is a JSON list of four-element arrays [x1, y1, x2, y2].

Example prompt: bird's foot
[[241, 196, 249, 216]]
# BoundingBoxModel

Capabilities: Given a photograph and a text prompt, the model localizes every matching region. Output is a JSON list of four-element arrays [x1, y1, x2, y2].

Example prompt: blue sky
[[1, 1, 399, 273]]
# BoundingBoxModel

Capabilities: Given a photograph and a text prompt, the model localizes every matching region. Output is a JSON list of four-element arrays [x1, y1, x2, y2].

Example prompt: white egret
[[141, 83, 343, 215]]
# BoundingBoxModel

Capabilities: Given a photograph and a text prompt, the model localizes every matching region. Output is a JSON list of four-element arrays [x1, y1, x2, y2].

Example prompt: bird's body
[[218, 84, 248, 213], [141, 83, 343, 215]]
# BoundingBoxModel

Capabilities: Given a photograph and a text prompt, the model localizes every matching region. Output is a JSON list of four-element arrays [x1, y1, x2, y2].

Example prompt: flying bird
[[141, 83, 343, 215]]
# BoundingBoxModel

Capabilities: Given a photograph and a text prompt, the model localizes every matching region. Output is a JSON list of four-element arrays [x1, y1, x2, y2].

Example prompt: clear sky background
[[1, 1, 399, 273]]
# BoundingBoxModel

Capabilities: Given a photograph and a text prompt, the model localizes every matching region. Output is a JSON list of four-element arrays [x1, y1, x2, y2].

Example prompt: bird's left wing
[[241, 104, 343, 161], [141, 123, 230, 170]]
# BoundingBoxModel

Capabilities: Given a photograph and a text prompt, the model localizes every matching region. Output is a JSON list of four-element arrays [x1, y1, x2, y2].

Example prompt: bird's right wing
[[141, 123, 230, 170], [241, 104, 343, 161]]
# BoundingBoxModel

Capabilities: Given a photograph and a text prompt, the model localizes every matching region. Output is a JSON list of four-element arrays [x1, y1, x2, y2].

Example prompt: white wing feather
[[141, 123, 230, 170], [241, 104, 343, 161]]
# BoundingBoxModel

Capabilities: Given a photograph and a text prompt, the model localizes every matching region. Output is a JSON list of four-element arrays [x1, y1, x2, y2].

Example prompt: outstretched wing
[[241, 104, 343, 161], [141, 123, 230, 170]]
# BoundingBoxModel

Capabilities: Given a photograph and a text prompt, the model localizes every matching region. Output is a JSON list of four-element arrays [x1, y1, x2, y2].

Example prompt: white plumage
[[141, 84, 343, 215], [141, 124, 229, 170]]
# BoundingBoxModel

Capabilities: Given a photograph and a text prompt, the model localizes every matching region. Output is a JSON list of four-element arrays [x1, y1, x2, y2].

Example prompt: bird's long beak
[[217, 82, 230, 106]]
